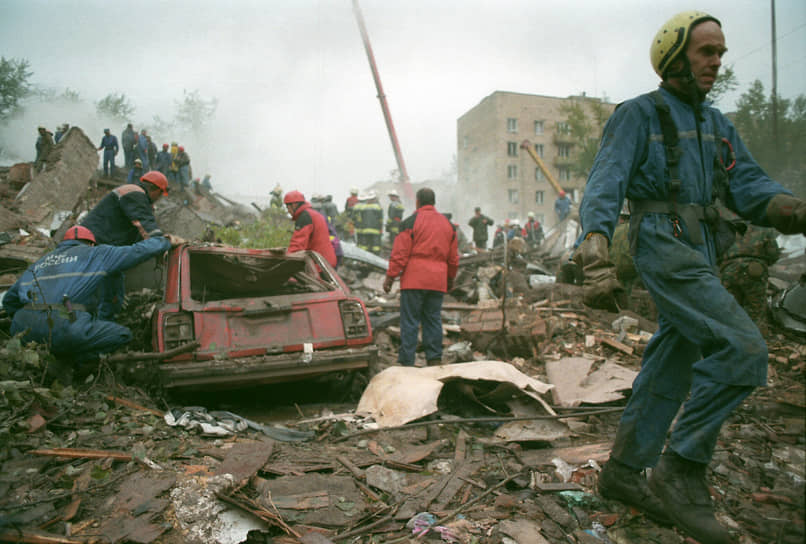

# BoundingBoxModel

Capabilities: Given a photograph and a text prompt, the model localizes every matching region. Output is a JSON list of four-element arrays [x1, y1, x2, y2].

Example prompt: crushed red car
[[151, 244, 376, 389]]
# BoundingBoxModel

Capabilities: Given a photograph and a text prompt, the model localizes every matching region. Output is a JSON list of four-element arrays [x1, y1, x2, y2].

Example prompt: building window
[[507, 141, 518, 157], [534, 143, 544, 157], [507, 118, 518, 133], [558, 144, 571, 157], [559, 167, 571, 181], [508, 189, 519, 204], [556, 121, 571, 134], [534, 120, 544, 135], [462, 135, 469, 149], [535, 191, 544, 204], [507, 164, 518, 179], [535, 168, 544, 182]]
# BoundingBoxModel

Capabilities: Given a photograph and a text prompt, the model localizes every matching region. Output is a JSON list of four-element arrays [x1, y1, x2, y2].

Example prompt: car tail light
[[340, 300, 369, 338], [164, 312, 194, 350]]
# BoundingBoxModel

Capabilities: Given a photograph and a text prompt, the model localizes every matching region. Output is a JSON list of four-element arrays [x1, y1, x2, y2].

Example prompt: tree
[[174, 89, 217, 135], [708, 65, 738, 106], [0, 57, 32, 119], [733, 79, 805, 197], [560, 98, 609, 179], [96, 92, 135, 122]]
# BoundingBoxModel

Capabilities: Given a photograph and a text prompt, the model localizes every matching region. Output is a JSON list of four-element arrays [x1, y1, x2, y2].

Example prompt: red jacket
[[387, 205, 458, 292], [288, 202, 337, 268]]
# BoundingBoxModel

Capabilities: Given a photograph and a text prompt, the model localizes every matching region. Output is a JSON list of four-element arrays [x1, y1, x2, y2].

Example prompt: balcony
[[553, 155, 575, 168], [553, 132, 575, 145]]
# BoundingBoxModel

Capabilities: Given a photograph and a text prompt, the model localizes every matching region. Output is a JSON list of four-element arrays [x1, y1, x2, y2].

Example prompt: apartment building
[[457, 91, 614, 229]]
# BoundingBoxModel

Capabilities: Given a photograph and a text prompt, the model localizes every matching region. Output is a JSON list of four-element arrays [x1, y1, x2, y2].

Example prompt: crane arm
[[520, 140, 564, 195]]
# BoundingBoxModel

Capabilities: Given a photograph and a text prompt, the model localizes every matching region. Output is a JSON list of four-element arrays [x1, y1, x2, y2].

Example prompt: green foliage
[[175, 89, 217, 135], [214, 207, 293, 249], [733, 80, 806, 197], [96, 92, 135, 122], [560, 98, 610, 179], [0, 56, 32, 119], [709, 65, 738, 106]]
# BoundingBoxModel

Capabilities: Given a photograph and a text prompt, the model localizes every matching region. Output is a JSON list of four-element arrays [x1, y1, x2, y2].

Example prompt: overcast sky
[[1, 0, 804, 207]]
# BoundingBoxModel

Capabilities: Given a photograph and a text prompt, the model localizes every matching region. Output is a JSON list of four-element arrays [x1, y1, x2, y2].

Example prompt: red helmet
[[162, 143, 169, 149], [283, 190, 305, 204], [559, 190, 566, 197], [141, 170, 169, 195], [63, 225, 96, 244], [178, 146, 185, 152]]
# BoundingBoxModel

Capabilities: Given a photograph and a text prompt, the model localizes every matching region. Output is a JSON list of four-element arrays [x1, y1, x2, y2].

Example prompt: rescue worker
[[360, 191, 384, 255], [126, 158, 144, 184], [97, 129, 119, 178], [284, 190, 337, 268], [146, 135, 157, 170], [576, 12, 806, 543], [54, 124, 67, 144], [468, 207, 494, 250], [175, 146, 191, 189], [136, 129, 150, 171], [492, 220, 508, 248], [344, 186, 360, 212], [270, 185, 284, 209], [201, 174, 213, 192], [81, 170, 170, 246], [310, 194, 326, 216], [2, 226, 181, 374], [524, 212, 544, 247], [121, 123, 136, 168], [719, 225, 780, 336], [554, 190, 572, 223], [386, 189, 405, 242], [323, 194, 339, 226], [168, 142, 179, 185], [155, 144, 172, 177], [383, 188, 458, 366], [34, 125, 54, 172]]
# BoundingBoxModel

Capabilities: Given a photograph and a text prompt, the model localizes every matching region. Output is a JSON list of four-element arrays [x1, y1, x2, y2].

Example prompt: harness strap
[[23, 303, 89, 312]]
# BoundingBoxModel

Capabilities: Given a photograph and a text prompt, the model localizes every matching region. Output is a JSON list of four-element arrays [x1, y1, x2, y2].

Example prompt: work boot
[[597, 458, 672, 525], [649, 451, 734, 544]]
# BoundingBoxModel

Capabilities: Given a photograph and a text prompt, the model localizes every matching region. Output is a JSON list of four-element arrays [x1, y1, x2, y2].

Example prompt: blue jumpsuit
[[99, 134, 119, 176], [137, 134, 150, 171], [3, 237, 170, 363], [578, 87, 790, 468], [555, 196, 572, 222]]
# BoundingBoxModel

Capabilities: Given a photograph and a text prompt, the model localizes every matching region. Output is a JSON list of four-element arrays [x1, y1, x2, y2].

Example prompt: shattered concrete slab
[[14, 127, 98, 231], [545, 357, 638, 408]]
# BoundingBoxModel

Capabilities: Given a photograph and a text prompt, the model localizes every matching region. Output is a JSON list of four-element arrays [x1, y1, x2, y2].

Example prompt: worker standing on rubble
[[383, 188, 458, 366], [524, 212, 544, 247], [468, 207, 494, 251], [81, 170, 169, 246], [175, 146, 191, 190], [362, 192, 384, 255], [386, 189, 405, 242], [121, 123, 136, 169], [575, 12, 806, 543], [97, 129, 119, 178], [2, 226, 182, 377], [155, 144, 172, 178], [126, 158, 144, 183], [270, 185, 284, 209], [344, 187, 360, 212], [284, 190, 337, 268], [34, 126, 54, 173], [136, 129, 150, 171], [554, 190, 572, 223], [168, 142, 179, 185], [323, 194, 339, 226]]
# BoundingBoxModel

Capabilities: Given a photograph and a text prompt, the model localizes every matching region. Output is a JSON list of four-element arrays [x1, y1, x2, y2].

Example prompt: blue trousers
[[399, 289, 444, 366], [103, 149, 116, 176], [612, 215, 766, 468], [179, 165, 190, 188], [11, 310, 132, 363]]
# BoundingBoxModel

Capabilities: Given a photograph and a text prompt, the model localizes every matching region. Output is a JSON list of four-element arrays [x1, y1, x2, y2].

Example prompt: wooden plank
[[29, 448, 131, 461], [597, 336, 634, 355]]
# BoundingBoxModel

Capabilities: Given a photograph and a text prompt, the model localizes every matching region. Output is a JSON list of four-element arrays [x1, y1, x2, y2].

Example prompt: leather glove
[[166, 234, 186, 247], [766, 194, 806, 235], [572, 232, 623, 312], [383, 276, 394, 294]]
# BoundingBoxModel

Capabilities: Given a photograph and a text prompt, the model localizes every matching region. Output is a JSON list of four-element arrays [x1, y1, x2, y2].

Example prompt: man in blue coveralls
[[2, 226, 182, 377], [576, 11, 806, 544], [97, 128, 119, 177]]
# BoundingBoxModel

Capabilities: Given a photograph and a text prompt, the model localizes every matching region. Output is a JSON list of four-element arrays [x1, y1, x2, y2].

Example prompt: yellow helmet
[[650, 11, 720, 78]]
